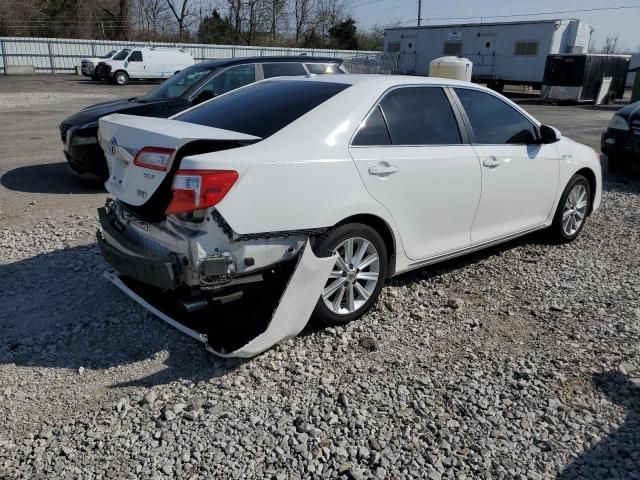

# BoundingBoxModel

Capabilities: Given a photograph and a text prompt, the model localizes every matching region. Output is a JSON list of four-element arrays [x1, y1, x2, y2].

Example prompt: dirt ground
[[0, 75, 151, 228]]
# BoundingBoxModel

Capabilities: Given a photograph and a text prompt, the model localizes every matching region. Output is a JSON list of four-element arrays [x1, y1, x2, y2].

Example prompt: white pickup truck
[[80, 49, 127, 80]]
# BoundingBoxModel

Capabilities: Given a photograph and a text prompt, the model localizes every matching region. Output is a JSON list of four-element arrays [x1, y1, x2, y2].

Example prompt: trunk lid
[[98, 114, 260, 206]]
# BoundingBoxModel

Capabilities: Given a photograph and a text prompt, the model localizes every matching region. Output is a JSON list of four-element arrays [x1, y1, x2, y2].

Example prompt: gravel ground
[[1, 77, 639, 479], [0, 92, 113, 111]]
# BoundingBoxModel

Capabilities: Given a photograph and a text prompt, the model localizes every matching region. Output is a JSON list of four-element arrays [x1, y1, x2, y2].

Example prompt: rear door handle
[[483, 156, 506, 168], [368, 164, 398, 176]]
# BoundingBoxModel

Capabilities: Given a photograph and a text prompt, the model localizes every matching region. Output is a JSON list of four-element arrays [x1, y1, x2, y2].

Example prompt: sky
[[350, 0, 640, 52]]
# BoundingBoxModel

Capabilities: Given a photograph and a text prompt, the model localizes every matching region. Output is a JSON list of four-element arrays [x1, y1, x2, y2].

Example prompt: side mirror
[[193, 90, 215, 105], [540, 125, 561, 144]]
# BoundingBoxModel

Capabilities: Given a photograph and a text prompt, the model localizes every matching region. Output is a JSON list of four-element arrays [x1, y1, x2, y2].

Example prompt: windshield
[[112, 49, 131, 61], [174, 80, 350, 138], [140, 65, 217, 102], [100, 50, 117, 59]]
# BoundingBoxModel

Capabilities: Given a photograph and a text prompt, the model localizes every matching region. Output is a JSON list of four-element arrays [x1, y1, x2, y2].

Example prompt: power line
[[424, 4, 640, 22]]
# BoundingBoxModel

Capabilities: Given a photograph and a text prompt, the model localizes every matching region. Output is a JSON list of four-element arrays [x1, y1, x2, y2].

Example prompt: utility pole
[[417, 0, 422, 26]]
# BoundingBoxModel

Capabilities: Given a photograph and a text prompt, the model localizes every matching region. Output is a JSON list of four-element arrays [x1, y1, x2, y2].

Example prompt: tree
[[134, 0, 168, 41], [165, 0, 194, 40], [357, 25, 384, 51], [328, 16, 357, 50], [267, 0, 286, 42], [293, 0, 315, 42], [300, 28, 322, 48], [599, 34, 621, 54], [240, 0, 267, 46], [100, 0, 132, 39], [197, 9, 235, 44], [315, 0, 347, 46]]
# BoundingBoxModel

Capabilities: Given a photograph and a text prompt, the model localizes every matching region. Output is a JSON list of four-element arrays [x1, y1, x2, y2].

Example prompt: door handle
[[483, 156, 504, 168], [368, 164, 398, 177]]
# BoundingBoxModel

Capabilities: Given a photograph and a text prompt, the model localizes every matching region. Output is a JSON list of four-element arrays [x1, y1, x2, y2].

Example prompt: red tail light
[[166, 170, 239, 215], [133, 147, 175, 171]]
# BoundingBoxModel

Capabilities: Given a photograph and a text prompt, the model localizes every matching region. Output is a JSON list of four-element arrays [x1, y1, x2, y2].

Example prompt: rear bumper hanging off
[[97, 207, 179, 290], [103, 240, 336, 358]]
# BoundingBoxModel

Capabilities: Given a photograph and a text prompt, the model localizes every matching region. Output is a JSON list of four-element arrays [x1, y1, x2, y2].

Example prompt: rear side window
[[129, 51, 143, 62], [379, 87, 462, 145], [262, 63, 307, 78], [454, 88, 538, 144], [353, 106, 391, 146], [175, 80, 350, 138], [200, 64, 255, 96]]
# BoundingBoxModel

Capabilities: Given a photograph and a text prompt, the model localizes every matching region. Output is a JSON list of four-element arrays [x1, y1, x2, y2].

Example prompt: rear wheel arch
[[332, 214, 397, 277]]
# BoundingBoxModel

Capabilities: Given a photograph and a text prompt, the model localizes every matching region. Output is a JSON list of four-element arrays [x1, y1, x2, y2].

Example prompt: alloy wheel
[[322, 237, 380, 315], [562, 184, 588, 236]]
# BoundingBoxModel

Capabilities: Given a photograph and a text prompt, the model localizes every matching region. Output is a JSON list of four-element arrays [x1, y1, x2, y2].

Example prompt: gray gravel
[[0, 92, 113, 112], [1, 177, 639, 479], [0, 79, 639, 478]]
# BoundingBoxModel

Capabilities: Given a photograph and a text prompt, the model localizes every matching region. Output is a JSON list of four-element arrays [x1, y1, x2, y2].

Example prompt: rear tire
[[550, 174, 591, 243], [312, 223, 388, 326], [114, 71, 128, 86]]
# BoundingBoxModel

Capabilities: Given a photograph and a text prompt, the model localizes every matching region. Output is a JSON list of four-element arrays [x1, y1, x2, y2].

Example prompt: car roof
[[276, 73, 482, 89], [196, 56, 343, 68]]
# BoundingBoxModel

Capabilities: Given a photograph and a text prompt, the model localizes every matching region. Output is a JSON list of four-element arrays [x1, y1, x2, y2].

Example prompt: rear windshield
[[174, 80, 350, 138]]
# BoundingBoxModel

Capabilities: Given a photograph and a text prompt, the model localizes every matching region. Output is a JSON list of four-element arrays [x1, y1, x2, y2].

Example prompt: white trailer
[[384, 19, 592, 90]]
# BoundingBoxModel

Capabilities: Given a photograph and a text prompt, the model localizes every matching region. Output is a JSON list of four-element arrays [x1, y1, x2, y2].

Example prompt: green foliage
[[328, 17, 358, 50], [357, 26, 384, 51], [197, 9, 235, 44]]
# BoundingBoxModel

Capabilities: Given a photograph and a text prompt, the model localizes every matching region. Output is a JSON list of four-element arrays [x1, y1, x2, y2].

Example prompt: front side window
[[139, 65, 216, 102], [262, 62, 307, 78], [175, 80, 350, 138], [377, 87, 462, 145], [199, 64, 256, 97], [112, 49, 131, 61], [454, 88, 538, 144], [129, 51, 143, 62]]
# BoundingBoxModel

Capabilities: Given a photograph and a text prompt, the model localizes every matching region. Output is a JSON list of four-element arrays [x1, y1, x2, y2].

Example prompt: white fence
[[0, 36, 382, 74]]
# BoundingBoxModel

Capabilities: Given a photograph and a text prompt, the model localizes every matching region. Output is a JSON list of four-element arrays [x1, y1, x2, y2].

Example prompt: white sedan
[[97, 75, 601, 356]]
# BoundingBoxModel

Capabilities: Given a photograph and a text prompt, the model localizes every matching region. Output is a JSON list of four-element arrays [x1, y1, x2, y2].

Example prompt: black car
[[60, 56, 346, 180], [601, 101, 640, 173]]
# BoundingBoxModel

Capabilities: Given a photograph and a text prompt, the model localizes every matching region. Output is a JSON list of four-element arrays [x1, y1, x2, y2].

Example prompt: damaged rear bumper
[[103, 240, 336, 358], [97, 207, 180, 289]]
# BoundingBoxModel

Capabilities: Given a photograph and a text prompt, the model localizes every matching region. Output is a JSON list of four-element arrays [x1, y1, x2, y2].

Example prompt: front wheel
[[550, 174, 591, 243], [313, 223, 388, 326], [114, 71, 128, 86]]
